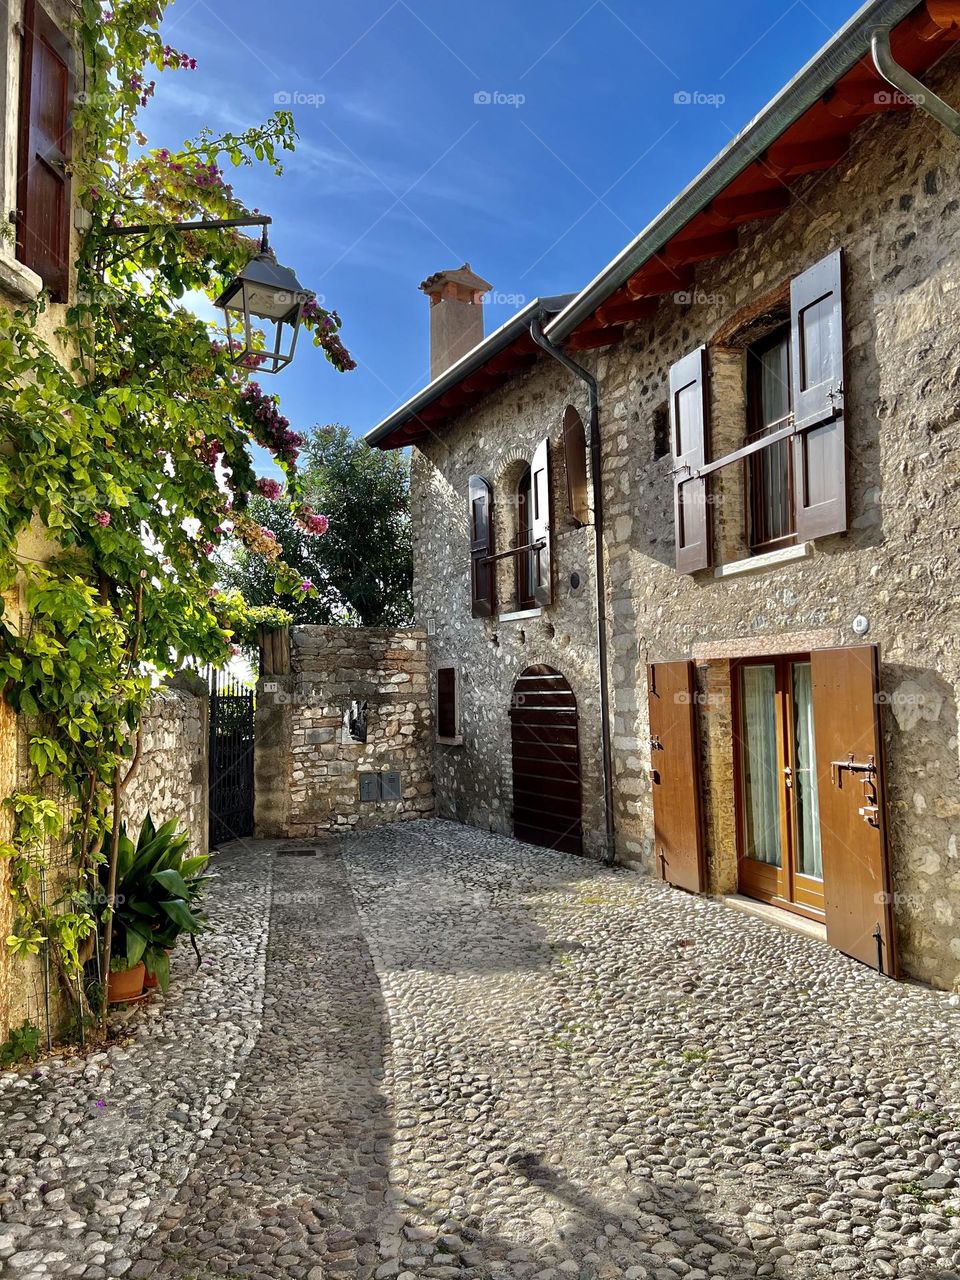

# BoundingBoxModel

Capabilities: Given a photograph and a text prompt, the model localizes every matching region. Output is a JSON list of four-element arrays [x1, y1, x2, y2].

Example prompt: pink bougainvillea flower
[[95, 510, 111, 528], [256, 477, 283, 500], [300, 579, 314, 592]]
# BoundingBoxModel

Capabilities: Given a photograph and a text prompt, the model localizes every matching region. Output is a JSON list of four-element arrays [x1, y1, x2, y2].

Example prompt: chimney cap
[[419, 262, 493, 295]]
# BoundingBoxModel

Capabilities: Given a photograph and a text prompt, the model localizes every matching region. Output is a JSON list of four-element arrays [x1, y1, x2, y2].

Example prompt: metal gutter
[[366, 293, 574, 446], [529, 314, 617, 866], [545, 0, 925, 344]]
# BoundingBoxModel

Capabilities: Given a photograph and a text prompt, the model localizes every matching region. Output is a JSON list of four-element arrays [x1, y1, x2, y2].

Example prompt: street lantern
[[215, 241, 314, 375], [104, 214, 314, 375]]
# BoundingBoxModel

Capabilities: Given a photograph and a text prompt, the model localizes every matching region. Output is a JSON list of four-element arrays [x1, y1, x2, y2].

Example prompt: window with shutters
[[515, 466, 537, 610], [436, 666, 461, 743], [668, 249, 847, 575], [15, 0, 73, 302], [745, 325, 795, 552]]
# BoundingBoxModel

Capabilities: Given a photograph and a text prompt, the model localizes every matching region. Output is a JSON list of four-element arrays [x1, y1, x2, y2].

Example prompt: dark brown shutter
[[646, 661, 706, 892], [468, 474, 495, 618], [16, 0, 73, 301], [437, 667, 457, 739], [790, 249, 846, 540], [531, 436, 553, 607], [810, 645, 897, 977], [562, 405, 589, 526], [669, 346, 711, 573]]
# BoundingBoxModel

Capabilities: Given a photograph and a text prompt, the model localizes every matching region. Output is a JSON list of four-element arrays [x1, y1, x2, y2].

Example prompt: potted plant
[[108, 955, 146, 1003], [95, 814, 212, 1000]]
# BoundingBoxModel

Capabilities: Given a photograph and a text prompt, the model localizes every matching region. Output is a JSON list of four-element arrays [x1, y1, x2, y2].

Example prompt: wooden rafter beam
[[595, 296, 658, 327], [567, 326, 626, 352], [664, 229, 740, 266], [761, 136, 849, 178], [625, 262, 695, 300], [704, 186, 791, 227]]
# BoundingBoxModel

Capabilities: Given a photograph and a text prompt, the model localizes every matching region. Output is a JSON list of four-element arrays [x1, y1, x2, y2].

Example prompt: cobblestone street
[[3, 820, 960, 1280]]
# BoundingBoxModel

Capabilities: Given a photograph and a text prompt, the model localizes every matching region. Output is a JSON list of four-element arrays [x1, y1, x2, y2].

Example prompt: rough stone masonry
[[254, 625, 435, 839]]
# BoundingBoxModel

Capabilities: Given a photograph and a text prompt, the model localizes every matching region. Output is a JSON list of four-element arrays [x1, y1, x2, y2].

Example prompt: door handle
[[783, 766, 793, 790]]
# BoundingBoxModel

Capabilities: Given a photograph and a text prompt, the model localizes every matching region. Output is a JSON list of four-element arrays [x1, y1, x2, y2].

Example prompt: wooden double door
[[647, 647, 897, 977]]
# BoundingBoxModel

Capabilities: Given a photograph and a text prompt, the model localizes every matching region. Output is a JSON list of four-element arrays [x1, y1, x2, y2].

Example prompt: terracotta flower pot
[[107, 961, 145, 1003]]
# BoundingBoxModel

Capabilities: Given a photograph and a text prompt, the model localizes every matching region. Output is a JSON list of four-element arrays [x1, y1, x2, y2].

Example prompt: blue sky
[[145, 0, 862, 473]]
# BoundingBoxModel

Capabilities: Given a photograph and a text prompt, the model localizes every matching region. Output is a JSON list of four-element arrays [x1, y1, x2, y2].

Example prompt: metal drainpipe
[[871, 27, 960, 136], [530, 315, 616, 866]]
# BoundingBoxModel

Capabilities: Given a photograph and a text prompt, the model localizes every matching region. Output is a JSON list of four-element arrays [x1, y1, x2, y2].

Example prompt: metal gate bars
[[208, 668, 255, 847]]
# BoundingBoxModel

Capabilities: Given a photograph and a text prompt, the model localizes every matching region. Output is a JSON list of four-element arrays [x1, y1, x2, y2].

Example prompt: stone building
[[368, 0, 960, 990], [0, 0, 89, 1034]]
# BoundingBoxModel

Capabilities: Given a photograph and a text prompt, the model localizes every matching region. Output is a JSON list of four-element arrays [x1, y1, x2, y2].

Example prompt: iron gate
[[208, 669, 255, 846]]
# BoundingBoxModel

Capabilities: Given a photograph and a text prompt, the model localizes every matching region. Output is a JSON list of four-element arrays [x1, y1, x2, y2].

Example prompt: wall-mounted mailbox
[[359, 771, 403, 803]]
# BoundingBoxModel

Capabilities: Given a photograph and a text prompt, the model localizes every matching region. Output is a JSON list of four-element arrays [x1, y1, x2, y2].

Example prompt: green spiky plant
[[94, 814, 212, 994]]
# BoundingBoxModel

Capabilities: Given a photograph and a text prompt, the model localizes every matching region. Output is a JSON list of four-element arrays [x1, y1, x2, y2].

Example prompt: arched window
[[516, 465, 536, 609]]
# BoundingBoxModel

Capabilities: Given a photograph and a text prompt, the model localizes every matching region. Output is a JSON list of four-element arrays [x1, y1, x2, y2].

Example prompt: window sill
[[714, 541, 814, 580], [498, 607, 542, 623], [0, 254, 43, 304], [436, 735, 464, 748]]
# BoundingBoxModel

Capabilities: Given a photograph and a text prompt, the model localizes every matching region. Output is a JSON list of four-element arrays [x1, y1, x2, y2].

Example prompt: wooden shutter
[[562, 405, 589, 526], [810, 645, 897, 977], [16, 0, 73, 301], [790, 249, 847, 540], [437, 667, 457, 740], [669, 346, 711, 573], [468, 474, 495, 618], [647, 661, 706, 892], [531, 436, 553, 607]]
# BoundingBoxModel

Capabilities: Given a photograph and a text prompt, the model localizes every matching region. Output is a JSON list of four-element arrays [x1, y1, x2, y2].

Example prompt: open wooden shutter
[[531, 436, 553, 607], [562, 405, 589, 527], [790, 249, 846, 540], [810, 645, 897, 977], [436, 667, 457, 740], [468, 474, 495, 618], [669, 346, 711, 573], [647, 661, 706, 892], [16, 0, 73, 301]]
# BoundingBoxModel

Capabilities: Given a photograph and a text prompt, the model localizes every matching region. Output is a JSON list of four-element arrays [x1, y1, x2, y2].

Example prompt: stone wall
[[0, 676, 209, 1040], [409, 53, 960, 990], [255, 626, 434, 838], [123, 674, 209, 858]]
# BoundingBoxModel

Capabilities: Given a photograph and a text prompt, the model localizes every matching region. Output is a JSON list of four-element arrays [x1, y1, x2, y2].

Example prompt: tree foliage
[[0, 0, 355, 1028], [220, 425, 413, 628]]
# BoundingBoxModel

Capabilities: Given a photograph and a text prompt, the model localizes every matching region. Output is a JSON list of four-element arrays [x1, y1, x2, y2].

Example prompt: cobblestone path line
[[2, 820, 960, 1280]]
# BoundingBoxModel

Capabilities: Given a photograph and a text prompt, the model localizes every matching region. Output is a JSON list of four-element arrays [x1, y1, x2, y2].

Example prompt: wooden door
[[734, 656, 825, 917], [647, 662, 705, 892], [510, 665, 583, 856], [810, 646, 897, 976]]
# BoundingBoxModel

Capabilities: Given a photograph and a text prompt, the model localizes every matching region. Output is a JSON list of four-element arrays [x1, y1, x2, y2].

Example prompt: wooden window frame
[[515, 466, 537, 611], [731, 653, 825, 922], [436, 665, 462, 746], [744, 325, 797, 554]]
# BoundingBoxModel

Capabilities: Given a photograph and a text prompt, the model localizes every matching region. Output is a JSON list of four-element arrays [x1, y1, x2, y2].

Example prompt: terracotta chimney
[[419, 263, 493, 380]]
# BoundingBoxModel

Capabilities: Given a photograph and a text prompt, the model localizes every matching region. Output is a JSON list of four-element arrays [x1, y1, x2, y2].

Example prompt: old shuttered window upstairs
[[468, 475, 496, 617], [669, 249, 848, 573], [16, 0, 73, 301]]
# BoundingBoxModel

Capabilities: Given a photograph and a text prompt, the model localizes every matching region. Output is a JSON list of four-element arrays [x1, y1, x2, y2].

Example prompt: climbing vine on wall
[[0, 0, 354, 1031]]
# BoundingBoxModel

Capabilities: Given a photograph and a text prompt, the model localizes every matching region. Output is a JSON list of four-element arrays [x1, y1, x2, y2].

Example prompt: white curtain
[[741, 665, 782, 866], [792, 662, 823, 880]]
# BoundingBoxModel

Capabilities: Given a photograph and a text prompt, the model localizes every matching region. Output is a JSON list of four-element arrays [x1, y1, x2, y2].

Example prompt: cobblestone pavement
[[2, 820, 960, 1280]]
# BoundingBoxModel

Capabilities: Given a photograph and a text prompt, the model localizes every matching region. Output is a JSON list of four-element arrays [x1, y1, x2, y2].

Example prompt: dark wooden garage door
[[510, 665, 583, 855]]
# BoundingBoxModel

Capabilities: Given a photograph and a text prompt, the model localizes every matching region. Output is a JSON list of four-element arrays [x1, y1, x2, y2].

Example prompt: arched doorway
[[510, 665, 583, 855]]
